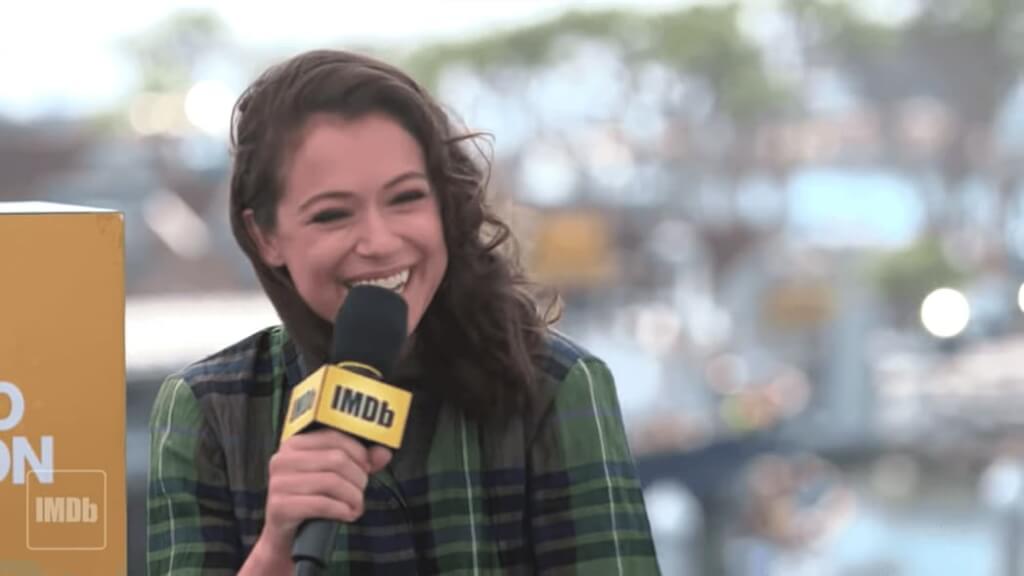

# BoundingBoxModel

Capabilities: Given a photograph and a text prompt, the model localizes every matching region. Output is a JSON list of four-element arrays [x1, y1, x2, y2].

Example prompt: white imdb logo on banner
[[26, 470, 107, 551], [36, 495, 99, 523]]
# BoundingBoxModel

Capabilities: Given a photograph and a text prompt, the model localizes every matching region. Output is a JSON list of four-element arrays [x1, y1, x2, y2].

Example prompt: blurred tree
[[405, 10, 643, 89], [640, 6, 793, 284], [870, 237, 966, 325], [122, 10, 229, 92], [788, 0, 1024, 243], [403, 5, 794, 290], [119, 9, 233, 215]]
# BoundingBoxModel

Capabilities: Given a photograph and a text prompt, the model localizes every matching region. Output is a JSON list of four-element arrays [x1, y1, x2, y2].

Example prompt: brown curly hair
[[229, 49, 556, 422]]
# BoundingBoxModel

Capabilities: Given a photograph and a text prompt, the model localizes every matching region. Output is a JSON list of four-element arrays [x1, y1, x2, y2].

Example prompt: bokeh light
[[920, 287, 970, 338]]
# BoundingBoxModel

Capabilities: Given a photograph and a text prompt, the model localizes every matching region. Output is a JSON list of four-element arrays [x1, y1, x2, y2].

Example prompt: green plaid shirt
[[148, 326, 659, 574]]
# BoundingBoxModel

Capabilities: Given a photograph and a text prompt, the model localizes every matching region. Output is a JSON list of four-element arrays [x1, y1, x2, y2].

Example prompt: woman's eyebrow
[[382, 170, 428, 189], [299, 190, 357, 211]]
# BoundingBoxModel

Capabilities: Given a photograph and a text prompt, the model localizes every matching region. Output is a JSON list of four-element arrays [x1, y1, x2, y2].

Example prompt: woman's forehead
[[282, 113, 427, 201]]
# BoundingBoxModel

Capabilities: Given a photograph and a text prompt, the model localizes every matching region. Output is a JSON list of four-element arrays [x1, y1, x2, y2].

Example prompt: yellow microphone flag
[[281, 365, 412, 449]]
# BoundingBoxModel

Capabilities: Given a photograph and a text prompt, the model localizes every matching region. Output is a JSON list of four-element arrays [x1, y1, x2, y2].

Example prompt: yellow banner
[[0, 204, 126, 575]]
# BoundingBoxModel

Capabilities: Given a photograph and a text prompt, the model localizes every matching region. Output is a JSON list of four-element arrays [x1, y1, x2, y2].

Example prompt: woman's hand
[[241, 429, 392, 573]]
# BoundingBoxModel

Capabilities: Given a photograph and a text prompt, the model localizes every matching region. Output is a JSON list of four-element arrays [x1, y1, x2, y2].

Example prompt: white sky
[[0, 0, 917, 120], [0, 0, 693, 120]]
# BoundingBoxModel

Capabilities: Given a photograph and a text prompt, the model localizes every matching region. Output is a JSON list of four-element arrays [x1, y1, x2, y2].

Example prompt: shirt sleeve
[[147, 376, 242, 575], [528, 358, 661, 575]]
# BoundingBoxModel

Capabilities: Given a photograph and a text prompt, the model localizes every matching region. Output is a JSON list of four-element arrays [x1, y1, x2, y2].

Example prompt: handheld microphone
[[283, 285, 409, 576]]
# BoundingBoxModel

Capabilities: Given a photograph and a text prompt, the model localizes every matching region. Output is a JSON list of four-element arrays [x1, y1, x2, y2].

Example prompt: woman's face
[[246, 112, 448, 334]]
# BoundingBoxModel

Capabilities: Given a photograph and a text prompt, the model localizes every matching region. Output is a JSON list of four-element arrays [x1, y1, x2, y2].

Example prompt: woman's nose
[[353, 207, 402, 257]]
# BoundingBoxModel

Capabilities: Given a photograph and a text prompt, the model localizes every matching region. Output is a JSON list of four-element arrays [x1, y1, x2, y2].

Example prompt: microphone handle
[[292, 363, 387, 574], [292, 520, 337, 575]]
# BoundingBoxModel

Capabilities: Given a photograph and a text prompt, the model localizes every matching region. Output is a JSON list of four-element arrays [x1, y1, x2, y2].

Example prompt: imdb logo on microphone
[[282, 364, 412, 448], [26, 470, 107, 550]]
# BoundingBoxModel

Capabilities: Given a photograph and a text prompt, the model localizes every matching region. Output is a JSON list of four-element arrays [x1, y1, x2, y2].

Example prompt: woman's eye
[[392, 190, 427, 204], [310, 209, 351, 224]]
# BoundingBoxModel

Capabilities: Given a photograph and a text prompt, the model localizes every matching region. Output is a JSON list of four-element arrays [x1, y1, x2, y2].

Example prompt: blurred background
[[5, 0, 1024, 573]]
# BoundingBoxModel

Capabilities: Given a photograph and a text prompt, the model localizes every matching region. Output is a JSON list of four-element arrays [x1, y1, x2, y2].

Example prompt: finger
[[271, 471, 367, 513], [271, 448, 370, 488], [267, 494, 359, 525], [281, 430, 371, 469], [368, 446, 393, 473]]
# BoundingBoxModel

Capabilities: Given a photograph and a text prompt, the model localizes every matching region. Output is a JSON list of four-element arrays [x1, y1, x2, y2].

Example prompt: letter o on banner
[[0, 381, 25, 432]]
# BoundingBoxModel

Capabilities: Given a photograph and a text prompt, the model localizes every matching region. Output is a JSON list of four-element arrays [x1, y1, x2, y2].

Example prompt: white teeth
[[350, 269, 409, 292]]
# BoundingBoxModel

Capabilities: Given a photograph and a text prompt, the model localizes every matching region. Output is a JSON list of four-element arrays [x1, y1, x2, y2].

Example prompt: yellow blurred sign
[[763, 280, 835, 329], [526, 211, 619, 288], [0, 203, 125, 575]]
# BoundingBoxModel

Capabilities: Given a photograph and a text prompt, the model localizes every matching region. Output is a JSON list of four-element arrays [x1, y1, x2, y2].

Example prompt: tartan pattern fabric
[[147, 326, 659, 574]]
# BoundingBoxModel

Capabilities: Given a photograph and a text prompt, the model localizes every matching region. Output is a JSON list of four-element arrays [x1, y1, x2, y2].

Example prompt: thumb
[[368, 446, 393, 473]]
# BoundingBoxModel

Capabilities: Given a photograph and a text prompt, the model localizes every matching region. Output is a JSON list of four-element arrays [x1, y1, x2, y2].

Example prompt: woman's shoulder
[[531, 329, 615, 413], [535, 329, 601, 383], [167, 324, 293, 398]]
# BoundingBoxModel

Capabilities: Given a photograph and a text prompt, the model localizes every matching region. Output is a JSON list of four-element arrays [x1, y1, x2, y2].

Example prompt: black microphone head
[[331, 285, 408, 379]]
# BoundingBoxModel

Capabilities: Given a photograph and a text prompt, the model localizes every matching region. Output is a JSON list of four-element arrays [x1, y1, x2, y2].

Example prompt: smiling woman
[[243, 113, 448, 335], [146, 49, 659, 575]]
